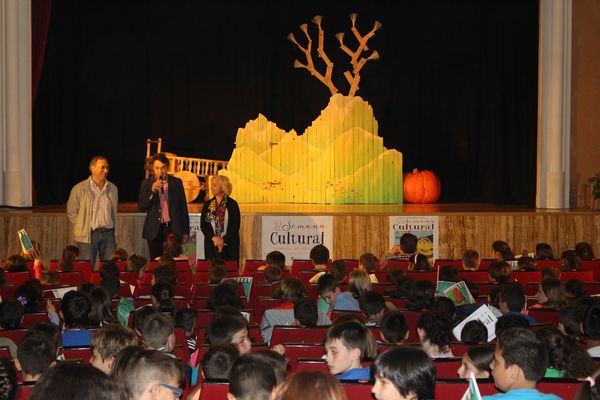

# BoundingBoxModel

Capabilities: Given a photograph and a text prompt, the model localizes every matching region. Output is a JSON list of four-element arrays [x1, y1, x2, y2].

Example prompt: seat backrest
[[405, 271, 437, 282], [295, 358, 329, 372], [199, 381, 229, 400], [271, 326, 329, 346], [458, 271, 489, 282], [5, 272, 32, 286], [0, 329, 29, 345], [21, 312, 50, 327], [435, 379, 498, 397], [433, 357, 463, 379], [0, 285, 17, 301], [434, 260, 463, 269], [291, 260, 316, 276], [242, 260, 265, 275], [341, 382, 373, 400], [528, 309, 559, 327], [536, 259, 561, 268], [537, 379, 583, 398], [16, 384, 35, 400], [62, 346, 93, 363], [56, 271, 83, 286], [511, 271, 542, 286], [560, 270, 594, 282], [72, 261, 93, 281]]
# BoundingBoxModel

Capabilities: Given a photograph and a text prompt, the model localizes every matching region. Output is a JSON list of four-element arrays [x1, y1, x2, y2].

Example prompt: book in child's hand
[[436, 280, 455, 297], [442, 281, 475, 306]]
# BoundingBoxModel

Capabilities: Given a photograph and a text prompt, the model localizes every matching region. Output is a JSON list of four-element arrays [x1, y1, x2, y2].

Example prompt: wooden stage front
[[1, 203, 598, 263]]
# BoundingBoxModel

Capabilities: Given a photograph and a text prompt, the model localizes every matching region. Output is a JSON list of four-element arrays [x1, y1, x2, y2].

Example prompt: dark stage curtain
[[33, 0, 538, 205]]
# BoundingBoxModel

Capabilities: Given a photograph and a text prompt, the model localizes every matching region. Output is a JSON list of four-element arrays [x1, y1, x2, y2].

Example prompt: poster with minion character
[[389, 216, 439, 265]]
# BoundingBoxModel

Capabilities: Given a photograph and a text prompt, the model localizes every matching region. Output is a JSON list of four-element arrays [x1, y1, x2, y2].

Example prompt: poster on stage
[[184, 214, 204, 263], [389, 216, 439, 263], [261, 216, 333, 261]]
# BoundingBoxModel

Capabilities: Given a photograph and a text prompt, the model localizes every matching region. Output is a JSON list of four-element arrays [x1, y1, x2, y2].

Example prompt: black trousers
[[147, 223, 172, 259]]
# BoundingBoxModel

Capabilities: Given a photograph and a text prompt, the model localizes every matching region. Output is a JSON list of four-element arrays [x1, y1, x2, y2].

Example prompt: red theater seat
[[433, 357, 462, 379], [199, 381, 228, 400], [271, 326, 329, 346]]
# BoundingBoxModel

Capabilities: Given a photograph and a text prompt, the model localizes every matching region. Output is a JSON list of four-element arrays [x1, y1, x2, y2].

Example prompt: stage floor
[[1, 202, 596, 216]]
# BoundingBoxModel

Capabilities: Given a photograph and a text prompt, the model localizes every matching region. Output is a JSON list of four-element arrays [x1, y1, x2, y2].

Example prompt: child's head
[[561, 249, 582, 271], [438, 265, 459, 282], [495, 314, 530, 336], [6, 255, 27, 271], [89, 286, 115, 326], [386, 268, 405, 286], [400, 233, 418, 254], [416, 311, 453, 355], [30, 361, 124, 400], [371, 347, 435, 400], [324, 321, 376, 375], [359, 291, 385, 322], [348, 269, 371, 298], [491, 328, 548, 391], [162, 233, 183, 258], [541, 266, 560, 280], [208, 258, 227, 284], [432, 297, 456, 320], [359, 253, 379, 273], [558, 304, 585, 338], [462, 250, 480, 270], [140, 312, 175, 352], [110, 248, 129, 261], [28, 322, 61, 355], [492, 240, 514, 260], [208, 314, 251, 355], [536, 327, 593, 379], [488, 261, 512, 283], [202, 344, 239, 380], [16, 332, 56, 380], [380, 311, 409, 344], [61, 290, 91, 329], [100, 260, 119, 281], [278, 278, 306, 303], [127, 254, 147, 279], [317, 274, 340, 306], [499, 283, 526, 314], [293, 299, 318, 327], [90, 324, 138, 374], [151, 281, 174, 313], [488, 284, 504, 309], [265, 251, 286, 269], [133, 305, 155, 335], [537, 278, 567, 309], [112, 347, 183, 400], [583, 303, 600, 340], [457, 345, 494, 380], [535, 242, 554, 260], [413, 254, 431, 271], [207, 281, 243, 310], [0, 299, 24, 330], [14, 279, 42, 313], [406, 280, 435, 311], [264, 265, 282, 284], [174, 308, 197, 336], [461, 320, 488, 344], [275, 371, 346, 400], [565, 279, 585, 299], [518, 256, 537, 271], [153, 258, 177, 285], [328, 260, 348, 282], [575, 242, 595, 261], [309, 245, 329, 266], [251, 350, 287, 386], [228, 354, 276, 400], [59, 246, 78, 272]]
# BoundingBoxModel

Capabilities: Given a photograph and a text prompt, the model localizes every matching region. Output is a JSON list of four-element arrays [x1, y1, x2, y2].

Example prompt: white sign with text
[[261, 216, 333, 261]]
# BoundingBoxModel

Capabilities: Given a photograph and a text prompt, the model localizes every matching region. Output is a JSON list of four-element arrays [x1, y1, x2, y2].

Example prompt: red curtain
[[31, 0, 52, 104]]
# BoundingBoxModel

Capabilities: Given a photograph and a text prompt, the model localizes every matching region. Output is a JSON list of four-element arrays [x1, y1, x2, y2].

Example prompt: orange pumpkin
[[403, 169, 441, 203]]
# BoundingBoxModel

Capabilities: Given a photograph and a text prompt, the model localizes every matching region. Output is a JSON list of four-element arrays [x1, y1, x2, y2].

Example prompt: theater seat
[[199, 380, 228, 400], [270, 326, 329, 346]]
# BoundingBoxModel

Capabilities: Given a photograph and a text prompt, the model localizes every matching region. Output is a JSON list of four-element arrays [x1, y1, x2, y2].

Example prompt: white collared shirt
[[89, 177, 114, 230]]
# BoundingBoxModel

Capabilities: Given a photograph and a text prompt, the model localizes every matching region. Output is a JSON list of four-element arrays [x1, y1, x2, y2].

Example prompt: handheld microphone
[[159, 176, 164, 194]]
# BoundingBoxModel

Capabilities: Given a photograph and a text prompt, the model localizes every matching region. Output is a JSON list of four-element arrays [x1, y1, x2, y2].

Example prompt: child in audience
[[28, 322, 61, 356], [561, 249, 582, 271], [575, 242, 595, 260], [557, 304, 585, 339], [0, 299, 24, 331], [14, 279, 42, 313], [536, 327, 592, 378], [461, 320, 488, 344], [484, 328, 561, 399], [384, 274, 413, 298], [140, 312, 176, 354], [387, 233, 418, 264], [439, 265, 460, 282], [413, 254, 432, 271], [5, 255, 28, 272], [308, 245, 330, 283], [371, 346, 435, 400], [498, 283, 537, 324], [518, 256, 537, 271], [207, 280, 243, 310], [488, 261, 512, 284], [126, 254, 147, 287], [380, 311, 409, 344], [15, 332, 56, 383], [535, 243, 554, 260], [58, 245, 79, 272], [152, 256, 178, 286], [491, 240, 515, 260], [359, 252, 379, 282], [495, 314, 530, 336], [406, 280, 435, 311], [487, 285, 504, 317], [275, 371, 348, 400], [531, 278, 567, 310], [175, 308, 197, 352], [462, 249, 480, 271], [151, 281, 175, 313], [112, 347, 183, 400], [432, 297, 456, 321], [360, 291, 386, 326], [317, 274, 359, 311], [60, 290, 93, 346], [292, 298, 318, 327], [583, 303, 600, 357], [208, 258, 227, 284], [89, 286, 117, 326], [329, 259, 348, 283], [208, 313, 252, 355], [348, 269, 372, 298], [252, 350, 287, 387], [565, 279, 585, 299], [258, 251, 286, 271], [30, 362, 124, 400], [324, 320, 376, 380], [202, 344, 239, 380], [228, 354, 277, 400], [0, 357, 17, 400], [457, 345, 494, 379], [162, 233, 187, 260], [89, 324, 138, 374], [541, 267, 560, 280], [417, 311, 453, 358], [132, 305, 155, 336]]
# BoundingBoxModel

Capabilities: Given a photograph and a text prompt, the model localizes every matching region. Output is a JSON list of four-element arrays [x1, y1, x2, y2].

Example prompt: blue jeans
[[77, 229, 116, 269]]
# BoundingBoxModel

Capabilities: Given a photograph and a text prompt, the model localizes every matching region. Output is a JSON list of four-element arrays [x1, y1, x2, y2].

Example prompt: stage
[[1, 202, 598, 264]]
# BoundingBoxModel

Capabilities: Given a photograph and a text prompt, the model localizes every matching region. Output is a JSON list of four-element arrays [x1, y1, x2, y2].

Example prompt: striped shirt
[[89, 178, 114, 230]]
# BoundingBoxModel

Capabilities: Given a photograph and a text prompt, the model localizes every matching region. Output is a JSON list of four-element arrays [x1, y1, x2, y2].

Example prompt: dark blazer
[[138, 175, 190, 241], [200, 196, 240, 262]]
